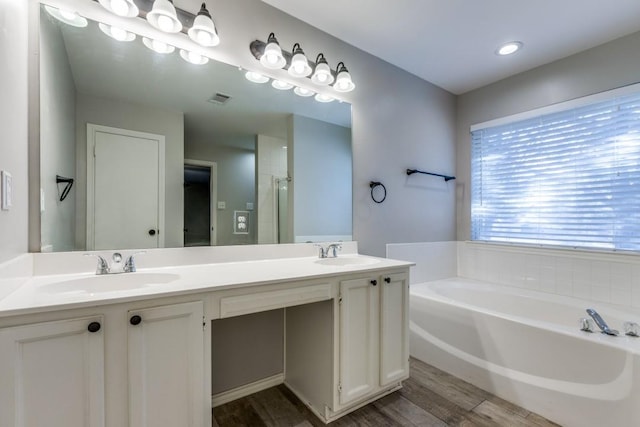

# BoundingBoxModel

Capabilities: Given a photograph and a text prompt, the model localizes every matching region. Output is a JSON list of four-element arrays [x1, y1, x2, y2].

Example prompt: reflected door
[[87, 124, 165, 250]]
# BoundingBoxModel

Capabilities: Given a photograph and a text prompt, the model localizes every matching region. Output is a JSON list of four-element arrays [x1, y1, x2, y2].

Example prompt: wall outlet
[[234, 211, 250, 234], [217, 201, 226, 210], [1, 171, 12, 211]]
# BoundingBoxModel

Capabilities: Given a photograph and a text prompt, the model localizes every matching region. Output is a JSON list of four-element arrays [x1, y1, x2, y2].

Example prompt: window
[[471, 89, 640, 251]]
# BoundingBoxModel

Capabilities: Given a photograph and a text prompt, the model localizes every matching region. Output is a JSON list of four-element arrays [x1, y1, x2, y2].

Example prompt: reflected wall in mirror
[[38, 2, 352, 252]]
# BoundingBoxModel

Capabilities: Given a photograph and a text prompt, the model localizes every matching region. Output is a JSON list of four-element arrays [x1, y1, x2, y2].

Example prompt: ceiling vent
[[208, 93, 231, 105]]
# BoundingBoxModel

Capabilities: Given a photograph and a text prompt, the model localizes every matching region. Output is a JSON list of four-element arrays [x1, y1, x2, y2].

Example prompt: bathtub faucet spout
[[586, 308, 619, 336]]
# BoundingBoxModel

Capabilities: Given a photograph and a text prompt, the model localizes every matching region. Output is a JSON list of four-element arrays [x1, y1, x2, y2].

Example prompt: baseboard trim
[[211, 373, 285, 408]]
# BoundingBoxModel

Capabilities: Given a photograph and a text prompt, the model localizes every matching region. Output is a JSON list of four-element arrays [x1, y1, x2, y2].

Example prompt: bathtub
[[410, 278, 640, 427]]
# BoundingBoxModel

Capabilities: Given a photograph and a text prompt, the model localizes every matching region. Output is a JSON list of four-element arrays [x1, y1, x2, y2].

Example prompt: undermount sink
[[314, 256, 380, 267], [37, 273, 180, 294]]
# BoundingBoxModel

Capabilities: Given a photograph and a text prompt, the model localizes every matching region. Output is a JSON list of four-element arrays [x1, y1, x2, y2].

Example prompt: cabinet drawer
[[219, 283, 332, 318]]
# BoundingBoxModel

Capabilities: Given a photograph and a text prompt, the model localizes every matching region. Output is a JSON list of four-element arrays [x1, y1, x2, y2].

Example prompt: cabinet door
[[128, 301, 204, 427], [379, 272, 409, 387], [338, 277, 378, 406], [0, 316, 105, 427]]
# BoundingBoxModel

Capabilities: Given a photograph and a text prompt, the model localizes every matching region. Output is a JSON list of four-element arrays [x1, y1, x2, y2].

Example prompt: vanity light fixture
[[272, 80, 294, 90], [333, 62, 355, 92], [245, 71, 269, 84], [44, 5, 88, 27], [98, 0, 139, 18], [147, 0, 182, 33], [142, 37, 175, 54], [293, 86, 315, 97], [188, 3, 219, 47], [311, 53, 334, 86], [496, 41, 523, 56], [288, 43, 312, 78], [99, 23, 136, 42], [314, 93, 335, 103], [260, 33, 286, 69], [179, 49, 209, 65]]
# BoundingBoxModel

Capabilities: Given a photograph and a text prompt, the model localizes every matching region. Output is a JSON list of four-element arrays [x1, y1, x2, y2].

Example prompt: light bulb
[[245, 71, 269, 84], [110, 26, 127, 41], [189, 51, 202, 62], [294, 87, 314, 97], [294, 63, 305, 74], [153, 39, 167, 51], [317, 73, 328, 83], [157, 15, 174, 32], [59, 9, 77, 20], [110, 0, 129, 16], [266, 53, 279, 65], [195, 30, 212, 46]]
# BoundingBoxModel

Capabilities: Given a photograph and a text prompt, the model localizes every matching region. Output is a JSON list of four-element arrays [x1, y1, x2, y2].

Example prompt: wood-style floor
[[213, 357, 561, 426]]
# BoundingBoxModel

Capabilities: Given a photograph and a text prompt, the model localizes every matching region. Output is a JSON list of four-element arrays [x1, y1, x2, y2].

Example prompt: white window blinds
[[471, 91, 640, 250]]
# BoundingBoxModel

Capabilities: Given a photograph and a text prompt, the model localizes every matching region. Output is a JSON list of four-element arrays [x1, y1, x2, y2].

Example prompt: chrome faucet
[[85, 251, 145, 275], [315, 243, 343, 258], [586, 308, 619, 336]]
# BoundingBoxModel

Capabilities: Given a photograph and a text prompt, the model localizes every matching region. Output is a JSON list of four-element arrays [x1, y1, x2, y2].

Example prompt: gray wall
[[178, 0, 457, 256], [456, 31, 640, 241], [39, 11, 76, 252], [75, 93, 185, 249], [185, 137, 256, 246], [0, 1, 29, 263], [290, 115, 352, 241]]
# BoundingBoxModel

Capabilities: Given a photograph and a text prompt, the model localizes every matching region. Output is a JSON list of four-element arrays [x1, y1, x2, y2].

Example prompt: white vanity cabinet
[[338, 271, 409, 407], [127, 301, 205, 427], [0, 299, 206, 427], [285, 268, 409, 423], [0, 315, 106, 427]]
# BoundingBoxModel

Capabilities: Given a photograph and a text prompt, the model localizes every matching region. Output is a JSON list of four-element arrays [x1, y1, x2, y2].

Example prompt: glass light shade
[[188, 3, 220, 47], [98, 0, 139, 17], [311, 55, 334, 85], [315, 93, 335, 103], [294, 86, 315, 97], [287, 44, 312, 77], [180, 49, 209, 65], [333, 63, 355, 92], [260, 34, 286, 69], [245, 71, 269, 84], [272, 80, 293, 90], [98, 23, 136, 42], [44, 5, 88, 27], [142, 37, 175, 54], [147, 0, 182, 33]]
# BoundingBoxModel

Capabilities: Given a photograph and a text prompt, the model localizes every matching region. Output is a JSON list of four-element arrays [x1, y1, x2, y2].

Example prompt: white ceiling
[[261, 0, 640, 94]]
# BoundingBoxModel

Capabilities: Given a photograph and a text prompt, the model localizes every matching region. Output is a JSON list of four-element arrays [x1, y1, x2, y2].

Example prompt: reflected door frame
[[86, 124, 166, 250], [184, 159, 217, 246]]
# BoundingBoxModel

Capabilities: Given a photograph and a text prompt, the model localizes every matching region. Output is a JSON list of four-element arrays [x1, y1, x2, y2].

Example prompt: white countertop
[[0, 254, 412, 318]]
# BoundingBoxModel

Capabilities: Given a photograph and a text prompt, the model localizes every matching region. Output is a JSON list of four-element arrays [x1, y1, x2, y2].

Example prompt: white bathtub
[[410, 278, 640, 427]]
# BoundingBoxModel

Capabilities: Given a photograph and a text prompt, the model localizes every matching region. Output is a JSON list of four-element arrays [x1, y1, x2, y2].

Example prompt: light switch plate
[[217, 201, 226, 210], [246, 202, 254, 210], [1, 171, 12, 211]]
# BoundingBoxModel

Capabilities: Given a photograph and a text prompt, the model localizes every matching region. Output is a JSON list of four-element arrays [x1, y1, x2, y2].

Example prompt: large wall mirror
[[36, 1, 352, 252]]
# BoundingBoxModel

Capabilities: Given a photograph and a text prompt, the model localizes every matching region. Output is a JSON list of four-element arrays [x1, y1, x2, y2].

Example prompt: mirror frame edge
[[28, 0, 41, 253]]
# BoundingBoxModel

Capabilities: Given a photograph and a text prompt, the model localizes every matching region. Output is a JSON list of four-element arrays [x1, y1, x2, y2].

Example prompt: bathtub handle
[[384, 277, 391, 283], [370, 280, 377, 286]]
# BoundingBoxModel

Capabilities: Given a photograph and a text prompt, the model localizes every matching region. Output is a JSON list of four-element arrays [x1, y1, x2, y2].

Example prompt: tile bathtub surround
[[387, 240, 640, 309], [458, 242, 640, 310]]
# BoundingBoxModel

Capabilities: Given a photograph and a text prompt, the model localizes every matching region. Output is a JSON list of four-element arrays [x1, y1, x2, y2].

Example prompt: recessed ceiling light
[[496, 41, 523, 56]]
